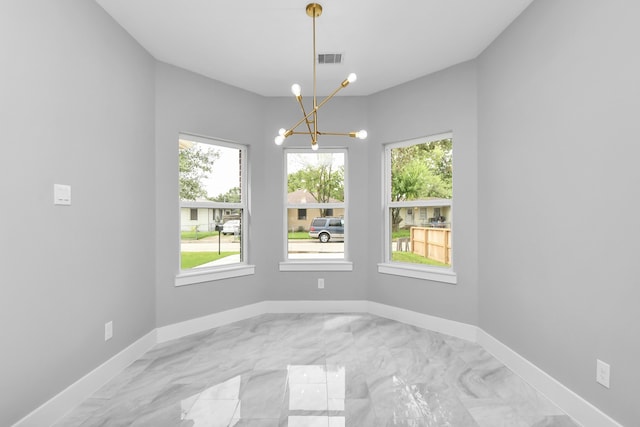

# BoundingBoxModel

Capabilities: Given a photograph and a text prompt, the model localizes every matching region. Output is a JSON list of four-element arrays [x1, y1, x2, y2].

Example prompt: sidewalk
[[194, 254, 241, 268]]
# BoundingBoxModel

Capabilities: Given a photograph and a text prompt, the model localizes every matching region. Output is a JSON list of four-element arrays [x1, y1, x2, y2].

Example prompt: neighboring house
[[180, 200, 239, 232], [287, 189, 345, 232], [396, 204, 452, 229]]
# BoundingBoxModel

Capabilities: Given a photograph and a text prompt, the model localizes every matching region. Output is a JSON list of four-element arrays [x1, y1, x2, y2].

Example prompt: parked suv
[[309, 217, 344, 243]]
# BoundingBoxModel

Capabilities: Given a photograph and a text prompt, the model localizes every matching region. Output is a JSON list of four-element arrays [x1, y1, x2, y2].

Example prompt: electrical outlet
[[596, 359, 610, 388], [105, 321, 113, 341], [318, 278, 325, 289], [53, 184, 71, 205]]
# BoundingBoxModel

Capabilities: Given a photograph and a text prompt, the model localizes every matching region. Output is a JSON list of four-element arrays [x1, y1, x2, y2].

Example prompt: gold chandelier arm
[[314, 110, 318, 143], [314, 78, 351, 112], [285, 76, 352, 134], [295, 95, 315, 139], [318, 131, 356, 137], [289, 131, 355, 137], [290, 131, 319, 135]]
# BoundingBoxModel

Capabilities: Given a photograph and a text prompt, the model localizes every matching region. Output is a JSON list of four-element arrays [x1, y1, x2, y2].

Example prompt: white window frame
[[378, 132, 457, 284], [280, 147, 352, 272], [175, 133, 254, 286]]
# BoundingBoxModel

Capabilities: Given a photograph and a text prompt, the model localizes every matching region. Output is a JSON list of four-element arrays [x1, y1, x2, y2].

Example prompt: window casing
[[281, 148, 352, 271], [176, 134, 253, 285], [379, 132, 456, 284]]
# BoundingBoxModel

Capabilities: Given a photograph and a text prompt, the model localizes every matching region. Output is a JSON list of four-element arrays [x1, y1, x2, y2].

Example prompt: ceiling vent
[[318, 53, 343, 64]]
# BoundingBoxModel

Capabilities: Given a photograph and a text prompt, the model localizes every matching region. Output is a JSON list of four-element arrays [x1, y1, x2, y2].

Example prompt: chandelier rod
[[312, 5, 318, 143]]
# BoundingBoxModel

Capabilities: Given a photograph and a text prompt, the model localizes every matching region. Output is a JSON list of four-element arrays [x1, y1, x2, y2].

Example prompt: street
[[181, 235, 344, 254]]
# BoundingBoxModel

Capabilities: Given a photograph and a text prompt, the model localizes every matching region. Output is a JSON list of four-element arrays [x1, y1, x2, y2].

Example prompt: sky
[[203, 145, 240, 198]]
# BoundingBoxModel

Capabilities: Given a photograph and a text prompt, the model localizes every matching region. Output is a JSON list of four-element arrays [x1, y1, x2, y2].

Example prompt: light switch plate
[[54, 184, 71, 205], [105, 321, 113, 341], [596, 359, 610, 388]]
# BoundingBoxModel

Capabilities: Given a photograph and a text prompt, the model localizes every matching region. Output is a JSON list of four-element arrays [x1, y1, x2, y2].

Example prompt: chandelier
[[274, 3, 367, 151]]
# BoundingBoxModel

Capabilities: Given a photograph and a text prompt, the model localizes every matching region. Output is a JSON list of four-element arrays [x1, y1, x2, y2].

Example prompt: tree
[[288, 155, 344, 217], [179, 144, 219, 200], [288, 165, 344, 201], [212, 186, 241, 203], [390, 139, 452, 230], [390, 158, 429, 229]]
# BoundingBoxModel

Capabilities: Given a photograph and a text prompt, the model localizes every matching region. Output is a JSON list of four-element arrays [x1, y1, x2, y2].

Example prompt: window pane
[[287, 152, 344, 202], [287, 209, 344, 259], [178, 135, 246, 274], [388, 138, 452, 267], [180, 208, 242, 269], [179, 139, 241, 202], [389, 139, 452, 203], [286, 150, 346, 261], [390, 206, 451, 267]]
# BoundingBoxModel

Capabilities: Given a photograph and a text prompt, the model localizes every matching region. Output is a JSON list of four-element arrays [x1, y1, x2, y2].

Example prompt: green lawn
[[392, 229, 411, 239], [181, 251, 238, 269], [288, 231, 312, 239], [181, 231, 218, 240], [391, 251, 450, 267]]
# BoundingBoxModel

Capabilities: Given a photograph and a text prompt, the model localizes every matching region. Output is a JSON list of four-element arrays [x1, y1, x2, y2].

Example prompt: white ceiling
[[95, 0, 534, 97]]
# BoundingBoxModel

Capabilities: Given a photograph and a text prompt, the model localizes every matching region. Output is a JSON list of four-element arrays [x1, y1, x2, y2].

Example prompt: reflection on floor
[[55, 313, 579, 426]]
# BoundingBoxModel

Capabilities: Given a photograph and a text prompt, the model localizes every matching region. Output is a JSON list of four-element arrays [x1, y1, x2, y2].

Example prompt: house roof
[[287, 189, 341, 204]]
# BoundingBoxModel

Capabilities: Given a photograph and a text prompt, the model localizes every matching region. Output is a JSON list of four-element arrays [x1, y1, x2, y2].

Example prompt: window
[[177, 134, 253, 285], [379, 133, 455, 284], [282, 149, 351, 271]]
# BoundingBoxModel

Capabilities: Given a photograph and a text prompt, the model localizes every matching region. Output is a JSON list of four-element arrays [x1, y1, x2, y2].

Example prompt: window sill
[[175, 264, 255, 286], [279, 261, 353, 272], [377, 262, 457, 284]]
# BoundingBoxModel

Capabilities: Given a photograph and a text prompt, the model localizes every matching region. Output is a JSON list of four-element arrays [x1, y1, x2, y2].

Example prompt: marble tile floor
[[54, 313, 580, 427]]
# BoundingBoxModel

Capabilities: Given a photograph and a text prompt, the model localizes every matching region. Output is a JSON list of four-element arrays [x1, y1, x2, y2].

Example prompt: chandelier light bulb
[[311, 143, 319, 151], [275, 135, 285, 145], [291, 84, 302, 97], [278, 128, 287, 136], [347, 73, 357, 83], [356, 130, 368, 140]]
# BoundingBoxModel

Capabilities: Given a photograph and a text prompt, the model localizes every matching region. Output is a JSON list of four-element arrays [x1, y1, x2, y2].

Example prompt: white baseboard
[[13, 330, 156, 427], [156, 301, 268, 343], [265, 299, 369, 313], [367, 301, 478, 342], [15, 300, 620, 427], [477, 329, 622, 427]]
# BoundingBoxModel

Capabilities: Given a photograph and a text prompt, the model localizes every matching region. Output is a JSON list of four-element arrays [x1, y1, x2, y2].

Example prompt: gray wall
[[366, 61, 479, 326], [154, 63, 267, 327], [0, 1, 156, 425], [477, 1, 640, 425]]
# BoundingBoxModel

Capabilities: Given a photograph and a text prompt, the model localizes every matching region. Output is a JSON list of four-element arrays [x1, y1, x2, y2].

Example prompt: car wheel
[[319, 232, 330, 243]]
